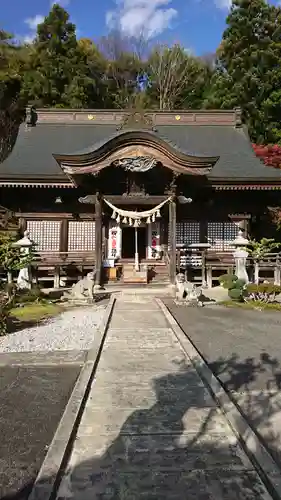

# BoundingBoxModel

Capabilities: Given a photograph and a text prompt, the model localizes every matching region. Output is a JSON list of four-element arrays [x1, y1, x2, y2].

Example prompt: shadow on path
[[2, 360, 276, 500]]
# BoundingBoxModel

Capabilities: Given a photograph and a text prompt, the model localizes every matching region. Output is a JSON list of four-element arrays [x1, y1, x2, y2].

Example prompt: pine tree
[[205, 0, 281, 143]]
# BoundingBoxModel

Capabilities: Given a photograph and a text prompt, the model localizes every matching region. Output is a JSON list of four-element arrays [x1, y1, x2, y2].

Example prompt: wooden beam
[[80, 195, 168, 205], [15, 212, 96, 219]]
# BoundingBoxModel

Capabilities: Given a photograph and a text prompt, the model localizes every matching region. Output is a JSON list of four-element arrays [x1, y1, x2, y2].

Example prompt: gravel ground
[[0, 305, 106, 353], [0, 365, 80, 499]]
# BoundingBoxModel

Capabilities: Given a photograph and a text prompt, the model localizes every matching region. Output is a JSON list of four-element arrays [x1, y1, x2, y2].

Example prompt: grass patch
[[10, 303, 62, 323], [220, 300, 281, 311]]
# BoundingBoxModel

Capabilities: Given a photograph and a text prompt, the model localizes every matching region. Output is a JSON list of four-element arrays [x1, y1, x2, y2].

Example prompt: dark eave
[[53, 130, 219, 177], [0, 180, 75, 188], [212, 178, 281, 190]]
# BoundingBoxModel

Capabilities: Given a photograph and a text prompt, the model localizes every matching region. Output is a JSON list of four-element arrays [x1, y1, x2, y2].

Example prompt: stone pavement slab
[[77, 406, 231, 437], [55, 296, 273, 499], [109, 309, 168, 329]]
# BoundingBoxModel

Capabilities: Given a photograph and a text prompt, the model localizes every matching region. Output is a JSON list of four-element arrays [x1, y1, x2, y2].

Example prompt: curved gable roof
[[1, 120, 281, 185], [53, 129, 219, 177]]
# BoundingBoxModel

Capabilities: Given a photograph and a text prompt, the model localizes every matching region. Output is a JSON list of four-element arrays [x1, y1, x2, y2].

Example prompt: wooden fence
[[1, 250, 281, 289], [176, 250, 281, 287]]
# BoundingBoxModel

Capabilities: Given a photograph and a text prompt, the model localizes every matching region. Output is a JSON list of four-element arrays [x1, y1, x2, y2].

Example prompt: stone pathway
[[56, 296, 272, 499]]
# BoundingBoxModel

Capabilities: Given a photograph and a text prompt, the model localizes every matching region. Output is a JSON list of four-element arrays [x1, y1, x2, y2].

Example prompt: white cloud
[[22, 14, 44, 44], [106, 0, 177, 38], [214, 0, 232, 9], [24, 15, 44, 30], [23, 34, 36, 44]]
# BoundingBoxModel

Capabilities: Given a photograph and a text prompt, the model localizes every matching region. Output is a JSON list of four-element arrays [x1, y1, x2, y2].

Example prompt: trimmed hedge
[[245, 283, 281, 303], [218, 274, 246, 302]]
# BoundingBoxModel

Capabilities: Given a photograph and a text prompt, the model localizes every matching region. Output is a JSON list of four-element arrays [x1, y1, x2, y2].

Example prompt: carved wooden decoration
[[117, 110, 155, 131]]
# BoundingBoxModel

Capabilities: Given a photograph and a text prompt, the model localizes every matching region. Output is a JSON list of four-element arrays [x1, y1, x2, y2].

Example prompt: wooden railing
[[31, 251, 95, 288], [2, 250, 281, 290], [177, 249, 281, 287], [32, 251, 95, 265]]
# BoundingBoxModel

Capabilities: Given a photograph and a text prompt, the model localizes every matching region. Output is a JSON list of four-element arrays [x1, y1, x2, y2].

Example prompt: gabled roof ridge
[[26, 106, 240, 127]]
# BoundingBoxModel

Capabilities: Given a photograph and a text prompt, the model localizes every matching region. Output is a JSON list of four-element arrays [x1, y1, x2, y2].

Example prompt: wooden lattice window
[[68, 221, 95, 251], [171, 222, 200, 245], [27, 220, 61, 251], [207, 222, 239, 251]]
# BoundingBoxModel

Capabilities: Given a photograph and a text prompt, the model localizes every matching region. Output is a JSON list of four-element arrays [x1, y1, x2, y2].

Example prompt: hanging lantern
[[156, 209, 161, 218], [152, 213, 156, 222], [116, 214, 121, 223], [134, 219, 139, 228], [111, 210, 117, 219], [122, 217, 128, 224], [129, 218, 133, 226], [146, 216, 151, 224]]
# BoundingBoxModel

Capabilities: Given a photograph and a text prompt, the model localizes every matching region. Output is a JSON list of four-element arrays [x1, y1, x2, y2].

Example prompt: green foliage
[[0, 30, 26, 162], [204, 0, 281, 143], [0, 286, 15, 335], [247, 238, 280, 259], [14, 286, 44, 304], [218, 274, 238, 289], [228, 288, 243, 301], [0, 232, 34, 271], [246, 283, 281, 303], [218, 273, 246, 301], [1, 1, 281, 144]]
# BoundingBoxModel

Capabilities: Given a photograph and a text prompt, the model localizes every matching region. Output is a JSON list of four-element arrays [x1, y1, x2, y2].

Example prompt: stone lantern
[[233, 228, 249, 283], [13, 231, 34, 289]]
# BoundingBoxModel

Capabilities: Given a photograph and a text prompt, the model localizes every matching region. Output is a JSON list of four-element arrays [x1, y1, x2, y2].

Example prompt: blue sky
[[1, 0, 280, 56]]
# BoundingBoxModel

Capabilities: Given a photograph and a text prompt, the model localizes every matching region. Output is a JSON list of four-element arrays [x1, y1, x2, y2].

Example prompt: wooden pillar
[[59, 219, 68, 253], [169, 197, 177, 284], [18, 217, 27, 236], [95, 193, 103, 287]]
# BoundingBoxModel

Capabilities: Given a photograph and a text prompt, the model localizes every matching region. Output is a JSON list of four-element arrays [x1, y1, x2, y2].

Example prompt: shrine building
[[1, 107, 281, 287]]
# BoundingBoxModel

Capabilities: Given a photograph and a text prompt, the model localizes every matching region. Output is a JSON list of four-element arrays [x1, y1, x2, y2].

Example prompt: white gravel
[[0, 305, 106, 353]]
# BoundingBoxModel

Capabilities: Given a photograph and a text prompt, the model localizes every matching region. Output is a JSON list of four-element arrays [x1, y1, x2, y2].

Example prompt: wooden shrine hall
[[1, 107, 281, 287]]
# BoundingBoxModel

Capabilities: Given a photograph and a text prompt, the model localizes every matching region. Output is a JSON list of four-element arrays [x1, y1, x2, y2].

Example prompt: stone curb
[[156, 298, 281, 500], [28, 295, 116, 500], [0, 350, 86, 367]]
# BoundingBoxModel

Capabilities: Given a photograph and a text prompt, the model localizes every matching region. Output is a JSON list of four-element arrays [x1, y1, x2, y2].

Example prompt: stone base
[[201, 285, 229, 303], [123, 268, 148, 284]]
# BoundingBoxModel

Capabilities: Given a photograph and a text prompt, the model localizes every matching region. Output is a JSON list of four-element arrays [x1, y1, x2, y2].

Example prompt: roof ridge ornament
[[117, 109, 157, 132]]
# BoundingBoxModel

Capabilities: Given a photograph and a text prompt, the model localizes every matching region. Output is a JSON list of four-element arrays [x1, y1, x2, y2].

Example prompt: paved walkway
[[165, 301, 281, 469], [56, 296, 272, 499]]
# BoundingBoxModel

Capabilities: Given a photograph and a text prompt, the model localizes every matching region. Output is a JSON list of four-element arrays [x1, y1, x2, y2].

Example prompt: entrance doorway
[[122, 227, 147, 260]]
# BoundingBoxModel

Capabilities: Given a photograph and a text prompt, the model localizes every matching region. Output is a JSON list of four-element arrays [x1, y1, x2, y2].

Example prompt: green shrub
[[235, 279, 246, 289], [218, 274, 238, 289], [219, 274, 246, 302], [245, 283, 281, 303], [0, 288, 15, 335], [15, 286, 44, 304], [228, 288, 244, 301]]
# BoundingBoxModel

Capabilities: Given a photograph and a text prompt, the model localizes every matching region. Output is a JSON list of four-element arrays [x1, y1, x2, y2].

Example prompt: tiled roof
[[0, 121, 280, 182]]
